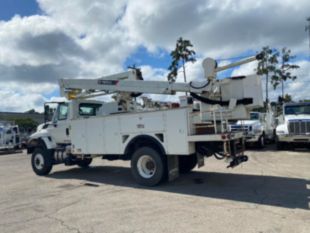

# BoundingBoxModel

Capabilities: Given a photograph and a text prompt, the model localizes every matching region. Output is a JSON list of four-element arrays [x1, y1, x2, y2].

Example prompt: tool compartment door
[[70, 118, 105, 154]]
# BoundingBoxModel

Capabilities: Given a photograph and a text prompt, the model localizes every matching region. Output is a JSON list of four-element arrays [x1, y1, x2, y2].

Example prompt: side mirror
[[44, 105, 50, 123]]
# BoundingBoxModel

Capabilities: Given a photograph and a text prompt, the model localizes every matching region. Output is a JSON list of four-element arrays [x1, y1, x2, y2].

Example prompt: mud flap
[[167, 155, 179, 182], [197, 152, 205, 168]]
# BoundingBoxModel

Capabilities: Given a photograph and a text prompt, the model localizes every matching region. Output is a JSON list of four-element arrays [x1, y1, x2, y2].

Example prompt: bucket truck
[[0, 121, 21, 151], [28, 54, 264, 186]]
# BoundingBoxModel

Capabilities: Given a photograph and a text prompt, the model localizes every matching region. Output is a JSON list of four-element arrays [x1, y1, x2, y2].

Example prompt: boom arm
[[59, 54, 263, 107], [59, 75, 213, 97]]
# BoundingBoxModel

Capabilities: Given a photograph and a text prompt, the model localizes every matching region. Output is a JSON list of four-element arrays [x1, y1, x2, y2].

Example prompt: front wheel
[[276, 136, 285, 150], [256, 134, 265, 149], [276, 142, 284, 150], [31, 148, 53, 176], [131, 147, 166, 186]]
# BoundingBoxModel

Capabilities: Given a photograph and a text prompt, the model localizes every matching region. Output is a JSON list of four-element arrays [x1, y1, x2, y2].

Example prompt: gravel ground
[[0, 146, 309, 233]]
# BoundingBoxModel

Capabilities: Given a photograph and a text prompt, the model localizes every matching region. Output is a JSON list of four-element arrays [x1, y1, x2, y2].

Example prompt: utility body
[[28, 55, 264, 186]]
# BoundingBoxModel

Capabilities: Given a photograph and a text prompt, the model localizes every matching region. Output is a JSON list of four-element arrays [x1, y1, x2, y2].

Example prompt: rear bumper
[[190, 132, 245, 157]]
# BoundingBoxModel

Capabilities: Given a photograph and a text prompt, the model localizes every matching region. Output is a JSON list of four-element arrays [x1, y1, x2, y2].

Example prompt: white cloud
[[0, 0, 310, 112], [122, 0, 310, 57], [0, 82, 58, 112]]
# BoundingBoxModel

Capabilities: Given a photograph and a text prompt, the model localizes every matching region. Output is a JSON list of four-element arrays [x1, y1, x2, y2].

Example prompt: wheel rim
[[34, 153, 44, 170], [137, 155, 156, 179]]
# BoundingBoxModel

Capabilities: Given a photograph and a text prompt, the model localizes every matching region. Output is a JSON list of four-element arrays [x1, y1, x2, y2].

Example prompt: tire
[[275, 136, 285, 150], [77, 158, 92, 168], [131, 147, 166, 186], [276, 142, 284, 150], [178, 155, 197, 174], [256, 134, 265, 149], [31, 148, 53, 176]]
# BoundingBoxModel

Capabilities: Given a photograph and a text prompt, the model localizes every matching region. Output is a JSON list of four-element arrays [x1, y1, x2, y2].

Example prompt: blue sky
[[0, 0, 309, 112], [0, 0, 40, 20], [124, 46, 171, 70]]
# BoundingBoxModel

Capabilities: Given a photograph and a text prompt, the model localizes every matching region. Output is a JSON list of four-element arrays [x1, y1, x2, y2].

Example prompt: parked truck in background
[[229, 109, 276, 148], [0, 121, 21, 151], [276, 102, 310, 149]]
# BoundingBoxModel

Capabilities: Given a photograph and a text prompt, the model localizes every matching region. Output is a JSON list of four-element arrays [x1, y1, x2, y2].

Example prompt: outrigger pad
[[227, 155, 248, 168]]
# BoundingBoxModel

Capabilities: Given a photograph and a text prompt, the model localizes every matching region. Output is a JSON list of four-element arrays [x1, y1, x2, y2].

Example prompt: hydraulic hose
[[190, 92, 253, 106], [213, 152, 226, 160]]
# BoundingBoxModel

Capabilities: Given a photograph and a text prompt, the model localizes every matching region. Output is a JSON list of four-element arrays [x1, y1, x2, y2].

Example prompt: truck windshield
[[284, 104, 310, 115], [250, 112, 259, 120]]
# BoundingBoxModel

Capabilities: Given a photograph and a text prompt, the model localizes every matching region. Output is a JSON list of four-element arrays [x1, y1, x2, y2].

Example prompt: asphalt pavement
[[0, 146, 309, 233]]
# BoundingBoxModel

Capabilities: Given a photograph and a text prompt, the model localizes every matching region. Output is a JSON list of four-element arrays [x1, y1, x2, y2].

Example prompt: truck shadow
[[0, 149, 23, 156], [246, 144, 310, 153], [50, 166, 310, 210]]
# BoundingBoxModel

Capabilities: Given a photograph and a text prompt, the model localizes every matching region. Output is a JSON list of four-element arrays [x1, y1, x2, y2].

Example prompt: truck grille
[[288, 120, 310, 135], [230, 125, 249, 135]]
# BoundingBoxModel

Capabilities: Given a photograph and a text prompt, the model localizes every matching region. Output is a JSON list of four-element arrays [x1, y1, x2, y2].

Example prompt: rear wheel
[[31, 148, 53, 176], [131, 147, 166, 186], [178, 155, 197, 174], [77, 158, 92, 168]]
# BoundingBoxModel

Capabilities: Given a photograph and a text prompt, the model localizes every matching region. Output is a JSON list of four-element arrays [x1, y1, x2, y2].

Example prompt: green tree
[[10, 118, 38, 132], [256, 46, 299, 107], [278, 94, 293, 104], [167, 37, 196, 84], [271, 48, 299, 98], [256, 46, 279, 104]]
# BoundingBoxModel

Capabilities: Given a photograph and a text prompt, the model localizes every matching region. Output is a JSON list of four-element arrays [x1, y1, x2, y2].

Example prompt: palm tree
[[256, 46, 279, 105], [256, 46, 299, 108], [272, 48, 299, 99], [167, 37, 196, 84]]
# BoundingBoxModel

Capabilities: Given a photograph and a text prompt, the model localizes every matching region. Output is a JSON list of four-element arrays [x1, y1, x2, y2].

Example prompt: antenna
[[306, 17, 310, 57]]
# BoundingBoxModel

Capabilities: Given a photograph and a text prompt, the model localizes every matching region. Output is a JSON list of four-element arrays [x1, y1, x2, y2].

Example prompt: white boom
[[59, 54, 264, 109]]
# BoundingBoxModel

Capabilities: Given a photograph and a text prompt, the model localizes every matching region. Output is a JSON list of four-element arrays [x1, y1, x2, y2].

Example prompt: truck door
[[49, 103, 70, 144]]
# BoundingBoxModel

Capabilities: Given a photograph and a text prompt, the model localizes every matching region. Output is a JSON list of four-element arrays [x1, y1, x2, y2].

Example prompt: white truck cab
[[276, 102, 310, 149], [28, 99, 112, 151], [230, 111, 276, 148]]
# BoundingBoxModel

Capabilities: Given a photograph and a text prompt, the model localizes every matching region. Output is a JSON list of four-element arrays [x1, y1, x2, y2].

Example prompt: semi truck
[[28, 54, 264, 186], [276, 102, 310, 149]]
